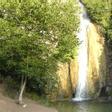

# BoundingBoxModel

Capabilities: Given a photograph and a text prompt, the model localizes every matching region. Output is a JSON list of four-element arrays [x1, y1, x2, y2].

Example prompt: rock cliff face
[[57, 23, 107, 98], [87, 23, 107, 96], [57, 59, 78, 98]]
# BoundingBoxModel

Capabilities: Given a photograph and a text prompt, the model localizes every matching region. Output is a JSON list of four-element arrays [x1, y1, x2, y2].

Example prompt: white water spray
[[73, 2, 90, 101]]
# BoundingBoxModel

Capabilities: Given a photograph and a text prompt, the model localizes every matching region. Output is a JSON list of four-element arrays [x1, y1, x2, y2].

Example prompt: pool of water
[[74, 102, 112, 112], [53, 101, 112, 112]]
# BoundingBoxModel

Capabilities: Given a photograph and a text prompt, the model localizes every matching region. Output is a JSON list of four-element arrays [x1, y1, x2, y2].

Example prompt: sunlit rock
[[57, 59, 78, 98], [87, 23, 107, 96]]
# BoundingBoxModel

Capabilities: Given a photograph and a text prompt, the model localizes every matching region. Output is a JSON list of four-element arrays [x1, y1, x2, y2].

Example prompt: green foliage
[[83, 0, 112, 41], [0, 0, 79, 96], [27, 73, 59, 98]]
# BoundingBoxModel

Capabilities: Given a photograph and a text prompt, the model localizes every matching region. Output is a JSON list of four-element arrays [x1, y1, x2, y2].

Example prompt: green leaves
[[83, 0, 112, 41], [0, 0, 79, 95]]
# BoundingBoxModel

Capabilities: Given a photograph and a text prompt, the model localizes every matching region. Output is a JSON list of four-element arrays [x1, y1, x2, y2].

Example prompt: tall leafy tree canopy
[[0, 0, 79, 99]]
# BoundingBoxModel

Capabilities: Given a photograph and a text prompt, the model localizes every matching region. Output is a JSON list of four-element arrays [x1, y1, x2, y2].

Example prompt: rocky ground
[[0, 84, 57, 112]]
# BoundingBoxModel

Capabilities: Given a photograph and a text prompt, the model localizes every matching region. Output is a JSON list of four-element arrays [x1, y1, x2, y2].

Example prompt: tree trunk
[[18, 75, 27, 104]]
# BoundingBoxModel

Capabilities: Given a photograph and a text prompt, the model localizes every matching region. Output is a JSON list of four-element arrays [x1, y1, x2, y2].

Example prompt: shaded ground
[[0, 84, 57, 112]]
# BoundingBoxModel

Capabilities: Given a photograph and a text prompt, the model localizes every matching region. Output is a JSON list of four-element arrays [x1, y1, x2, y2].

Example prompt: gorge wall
[[57, 59, 78, 98], [87, 23, 107, 96], [57, 23, 107, 98]]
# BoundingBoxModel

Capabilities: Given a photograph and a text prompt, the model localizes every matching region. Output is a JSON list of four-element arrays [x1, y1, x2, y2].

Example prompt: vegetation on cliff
[[83, 0, 112, 42], [83, 0, 112, 96]]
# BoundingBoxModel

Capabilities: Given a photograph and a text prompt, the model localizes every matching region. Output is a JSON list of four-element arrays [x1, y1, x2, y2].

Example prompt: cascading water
[[73, 1, 90, 101]]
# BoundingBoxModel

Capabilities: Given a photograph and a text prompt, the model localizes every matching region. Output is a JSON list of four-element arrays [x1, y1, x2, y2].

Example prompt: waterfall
[[73, 1, 90, 101]]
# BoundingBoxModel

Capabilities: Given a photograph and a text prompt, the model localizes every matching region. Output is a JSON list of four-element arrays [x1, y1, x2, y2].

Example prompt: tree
[[0, 0, 79, 104], [83, 0, 112, 41]]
